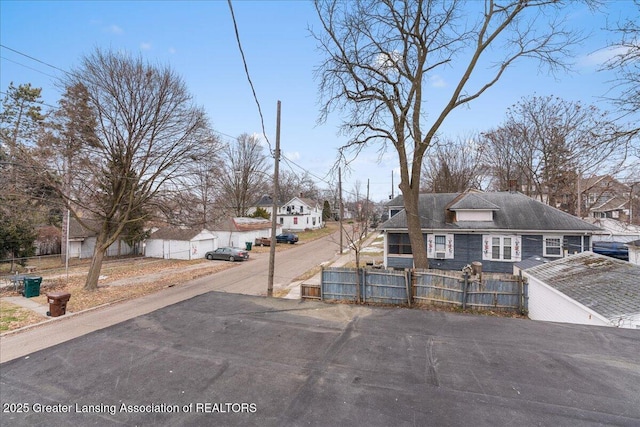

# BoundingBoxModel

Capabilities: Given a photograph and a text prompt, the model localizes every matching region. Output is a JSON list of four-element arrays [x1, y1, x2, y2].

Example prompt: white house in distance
[[277, 196, 323, 231], [249, 195, 324, 231], [523, 251, 640, 329], [145, 227, 217, 260]]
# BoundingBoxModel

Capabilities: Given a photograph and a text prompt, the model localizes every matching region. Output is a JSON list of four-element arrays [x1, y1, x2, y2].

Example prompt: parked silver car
[[205, 247, 250, 262]]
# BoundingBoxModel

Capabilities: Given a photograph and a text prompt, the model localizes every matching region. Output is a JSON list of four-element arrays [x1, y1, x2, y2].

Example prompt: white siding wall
[[629, 246, 640, 266], [525, 273, 611, 327], [456, 210, 493, 221]]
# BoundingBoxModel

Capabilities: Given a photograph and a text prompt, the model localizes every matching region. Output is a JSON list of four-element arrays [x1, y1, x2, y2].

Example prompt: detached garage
[[524, 251, 640, 329], [145, 227, 217, 260]]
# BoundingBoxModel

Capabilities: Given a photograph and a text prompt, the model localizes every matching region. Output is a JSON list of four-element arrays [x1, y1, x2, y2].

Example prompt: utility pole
[[339, 167, 343, 254], [391, 170, 394, 199], [366, 178, 370, 229], [268, 101, 281, 297]]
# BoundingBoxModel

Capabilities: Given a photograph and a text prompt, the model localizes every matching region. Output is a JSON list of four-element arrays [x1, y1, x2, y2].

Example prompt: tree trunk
[[84, 232, 108, 291], [401, 185, 429, 270]]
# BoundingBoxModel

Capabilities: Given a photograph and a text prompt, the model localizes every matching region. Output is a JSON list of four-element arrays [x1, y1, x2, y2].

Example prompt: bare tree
[[168, 134, 224, 228], [38, 82, 99, 260], [421, 136, 485, 192], [313, 0, 585, 269], [36, 48, 209, 291], [600, 0, 640, 193], [277, 169, 321, 202], [601, 0, 640, 140], [481, 95, 630, 214], [216, 133, 270, 217]]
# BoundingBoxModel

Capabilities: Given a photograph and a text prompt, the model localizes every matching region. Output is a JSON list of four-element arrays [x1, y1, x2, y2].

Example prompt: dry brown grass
[[0, 300, 45, 332], [0, 223, 340, 332], [0, 259, 237, 332]]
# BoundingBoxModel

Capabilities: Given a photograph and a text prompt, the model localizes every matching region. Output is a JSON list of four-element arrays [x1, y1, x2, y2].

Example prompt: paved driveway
[[1, 291, 639, 426]]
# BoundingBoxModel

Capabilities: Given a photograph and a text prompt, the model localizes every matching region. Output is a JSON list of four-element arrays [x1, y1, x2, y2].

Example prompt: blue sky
[[0, 1, 635, 202]]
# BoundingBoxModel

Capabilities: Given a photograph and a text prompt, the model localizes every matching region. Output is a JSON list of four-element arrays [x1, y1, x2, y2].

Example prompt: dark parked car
[[276, 233, 299, 244], [205, 247, 250, 262], [592, 241, 629, 261]]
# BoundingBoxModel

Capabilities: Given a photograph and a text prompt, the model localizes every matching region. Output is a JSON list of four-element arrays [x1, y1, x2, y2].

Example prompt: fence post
[[362, 268, 366, 304], [462, 272, 469, 310], [406, 270, 412, 307], [320, 266, 324, 301], [518, 271, 523, 314]]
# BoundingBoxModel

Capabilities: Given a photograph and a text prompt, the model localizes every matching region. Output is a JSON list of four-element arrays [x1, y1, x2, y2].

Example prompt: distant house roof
[[591, 195, 628, 213], [583, 218, 640, 243], [69, 218, 100, 239], [149, 227, 210, 241], [524, 251, 640, 325], [253, 195, 283, 207], [284, 196, 320, 208], [381, 192, 601, 232]]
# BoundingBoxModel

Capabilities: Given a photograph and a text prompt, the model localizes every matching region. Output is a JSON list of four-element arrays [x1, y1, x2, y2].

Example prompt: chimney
[[508, 179, 517, 193]]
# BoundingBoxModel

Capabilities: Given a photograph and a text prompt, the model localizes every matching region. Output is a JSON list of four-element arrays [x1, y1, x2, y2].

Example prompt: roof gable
[[283, 196, 319, 209]]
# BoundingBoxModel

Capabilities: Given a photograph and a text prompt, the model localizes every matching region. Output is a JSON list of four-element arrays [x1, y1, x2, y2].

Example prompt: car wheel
[[206, 254, 213, 260], [229, 256, 235, 262]]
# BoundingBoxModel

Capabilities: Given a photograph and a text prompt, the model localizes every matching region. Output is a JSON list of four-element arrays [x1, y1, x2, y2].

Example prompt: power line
[[0, 56, 60, 79], [0, 44, 70, 75], [226, 0, 273, 154]]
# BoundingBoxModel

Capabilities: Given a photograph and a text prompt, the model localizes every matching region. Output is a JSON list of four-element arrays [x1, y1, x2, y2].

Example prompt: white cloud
[[284, 151, 300, 161], [140, 42, 152, 51], [168, 47, 177, 54], [430, 74, 446, 88], [105, 24, 124, 35], [580, 46, 629, 67]]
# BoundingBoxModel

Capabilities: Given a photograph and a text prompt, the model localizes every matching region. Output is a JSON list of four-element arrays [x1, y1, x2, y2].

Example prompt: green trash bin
[[245, 242, 253, 251], [23, 276, 42, 298]]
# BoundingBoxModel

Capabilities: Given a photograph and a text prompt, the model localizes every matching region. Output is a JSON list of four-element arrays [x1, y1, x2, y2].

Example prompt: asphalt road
[[202, 229, 344, 295], [1, 291, 639, 426], [0, 230, 344, 363]]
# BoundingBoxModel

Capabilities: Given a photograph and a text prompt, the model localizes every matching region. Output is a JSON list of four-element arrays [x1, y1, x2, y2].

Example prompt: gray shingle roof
[[149, 227, 207, 241], [525, 251, 640, 323], [449, 193, 500, 210], [381, 192, 601, 232]]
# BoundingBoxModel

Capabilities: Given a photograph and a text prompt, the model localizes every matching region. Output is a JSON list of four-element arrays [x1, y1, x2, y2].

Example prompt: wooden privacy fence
[[307, 267, 527, 314]]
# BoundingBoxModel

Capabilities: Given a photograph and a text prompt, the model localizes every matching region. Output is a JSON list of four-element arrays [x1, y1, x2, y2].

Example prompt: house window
[[280, 218, 283, 225], [484, 235, 521, 262], [388, 233, 412, 255], [300, 206, 304, 213], [293, 217, 298, 225], [427, 234, 454, 259], [544, 236, 562, 257]]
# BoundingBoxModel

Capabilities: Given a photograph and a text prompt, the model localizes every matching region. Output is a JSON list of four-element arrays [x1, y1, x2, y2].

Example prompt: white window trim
[[543, 236, 563, 257], [426, 234, 454, 259], [482, 235, 522, 262]]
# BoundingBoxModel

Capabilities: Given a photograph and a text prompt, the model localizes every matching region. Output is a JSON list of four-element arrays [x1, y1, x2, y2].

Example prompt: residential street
[[201, 229, 344, 295], [0, 230, 345, 363]]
